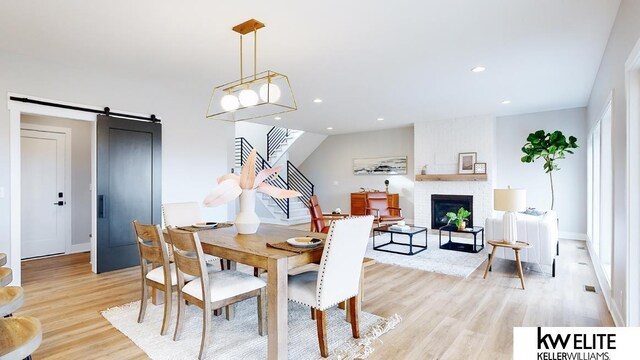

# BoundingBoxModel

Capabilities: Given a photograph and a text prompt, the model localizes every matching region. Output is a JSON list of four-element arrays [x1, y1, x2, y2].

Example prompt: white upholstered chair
[[162, 202, 224, 268], [485, 210, 559, 276], [288, 215, 374, 358], [167, 228, 267, 360]]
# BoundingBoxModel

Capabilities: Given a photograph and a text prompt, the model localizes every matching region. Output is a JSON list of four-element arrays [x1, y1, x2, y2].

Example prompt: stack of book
[[389, 224, 411, 232]]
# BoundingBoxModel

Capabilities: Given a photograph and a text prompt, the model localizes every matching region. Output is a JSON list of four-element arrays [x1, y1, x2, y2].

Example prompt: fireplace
[[431, 194, 473, 229]]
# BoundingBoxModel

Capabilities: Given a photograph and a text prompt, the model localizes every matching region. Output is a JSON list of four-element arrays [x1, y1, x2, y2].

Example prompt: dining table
[[190, 223, 327, 360]]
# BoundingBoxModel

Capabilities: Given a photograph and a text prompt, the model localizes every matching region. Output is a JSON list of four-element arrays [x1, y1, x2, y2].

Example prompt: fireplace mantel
[[415, 174, 487, 181]]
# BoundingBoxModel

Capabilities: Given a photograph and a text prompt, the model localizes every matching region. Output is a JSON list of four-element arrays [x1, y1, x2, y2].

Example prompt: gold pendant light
[[207, 19, 297, 122]]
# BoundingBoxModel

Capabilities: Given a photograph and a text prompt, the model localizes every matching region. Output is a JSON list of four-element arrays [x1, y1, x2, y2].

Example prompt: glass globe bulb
[[259, 83, 281, 103], [238, 89, 259, 107], [220, 94, 239, 112]]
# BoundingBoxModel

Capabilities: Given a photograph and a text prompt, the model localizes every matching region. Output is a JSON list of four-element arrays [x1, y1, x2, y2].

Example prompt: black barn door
[[97, 115, 161, 273]]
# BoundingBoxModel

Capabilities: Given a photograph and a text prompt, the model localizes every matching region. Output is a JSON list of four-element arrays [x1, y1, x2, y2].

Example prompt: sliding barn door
[[96, 115, 161, 273]]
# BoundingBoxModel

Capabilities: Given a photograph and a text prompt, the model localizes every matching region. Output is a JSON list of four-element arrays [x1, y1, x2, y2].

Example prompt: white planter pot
[[235, 189, 261, 234]]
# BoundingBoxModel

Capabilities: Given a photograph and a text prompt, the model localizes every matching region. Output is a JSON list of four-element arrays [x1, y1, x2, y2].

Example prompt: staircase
[[267, 127, 303, 164], [235, 136, 313, 225]]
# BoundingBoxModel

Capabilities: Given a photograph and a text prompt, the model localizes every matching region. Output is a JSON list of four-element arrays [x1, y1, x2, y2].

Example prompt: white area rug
[[365, 232, 488, 278], [102, 297, 400, 360]]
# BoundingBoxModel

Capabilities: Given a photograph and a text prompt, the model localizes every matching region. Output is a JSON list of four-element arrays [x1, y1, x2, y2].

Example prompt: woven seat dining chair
[[287, 215, 374, 358], [167, 227, 267, 360], [162, 202, 225, 269], [307, 195, 350, 233]]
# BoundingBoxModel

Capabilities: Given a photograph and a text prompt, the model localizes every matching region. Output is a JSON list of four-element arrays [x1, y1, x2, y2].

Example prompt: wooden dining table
[[194, 224, 326, 360]]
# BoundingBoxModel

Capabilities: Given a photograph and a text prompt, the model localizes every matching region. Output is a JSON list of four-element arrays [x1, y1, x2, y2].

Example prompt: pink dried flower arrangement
[[203, 149, 301, 207]]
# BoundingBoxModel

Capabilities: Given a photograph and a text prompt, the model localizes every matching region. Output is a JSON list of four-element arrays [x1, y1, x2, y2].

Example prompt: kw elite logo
[[514, 327, 638, 360], [536, 327, 614, 360]]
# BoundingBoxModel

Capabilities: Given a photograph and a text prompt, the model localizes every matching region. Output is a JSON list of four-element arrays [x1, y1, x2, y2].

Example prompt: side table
[[483, 240, 532, 290]]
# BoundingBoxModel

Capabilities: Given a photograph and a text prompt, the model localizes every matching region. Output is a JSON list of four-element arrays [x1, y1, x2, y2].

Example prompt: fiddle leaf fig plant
[[521, 130, 578, 210], [446, 207, 471, 229]]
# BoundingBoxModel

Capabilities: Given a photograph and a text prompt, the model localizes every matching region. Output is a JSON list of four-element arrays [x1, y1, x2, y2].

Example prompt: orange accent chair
[[365, 192, 403, 227], [308, 195, 349, 233]]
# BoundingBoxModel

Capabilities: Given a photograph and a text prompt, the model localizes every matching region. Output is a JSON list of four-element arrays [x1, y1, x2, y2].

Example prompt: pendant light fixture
[[206, 19, 297, 122]]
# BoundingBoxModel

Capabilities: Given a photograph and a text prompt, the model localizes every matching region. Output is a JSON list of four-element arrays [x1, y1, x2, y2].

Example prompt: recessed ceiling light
[[377, 118, 384, 121], [501, 100, 511, 105], [471, 66, 486, 73], [313, 98, 323, 103], [274, 116, 282, 120], [326, 127, 333, 130]]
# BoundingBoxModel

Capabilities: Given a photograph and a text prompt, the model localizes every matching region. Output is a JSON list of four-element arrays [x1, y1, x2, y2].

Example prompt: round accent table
[[483, 240, 532, 290]]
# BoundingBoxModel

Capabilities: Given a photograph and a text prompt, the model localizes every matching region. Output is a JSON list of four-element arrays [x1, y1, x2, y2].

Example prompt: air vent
[[584, 285, 597, 293], [577, 246, 586, 250], [578, 262, 588, 266]]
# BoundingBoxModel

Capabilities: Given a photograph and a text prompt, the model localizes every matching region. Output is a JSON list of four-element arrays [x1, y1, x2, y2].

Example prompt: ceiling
[[0, 0, 621, 134]]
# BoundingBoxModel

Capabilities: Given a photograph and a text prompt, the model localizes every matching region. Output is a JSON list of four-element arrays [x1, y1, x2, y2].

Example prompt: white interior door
[[21, 129, 68, 258]]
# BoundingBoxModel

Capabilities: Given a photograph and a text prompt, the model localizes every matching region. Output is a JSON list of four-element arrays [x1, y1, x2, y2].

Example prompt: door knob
[[53, 201, 66, 206]]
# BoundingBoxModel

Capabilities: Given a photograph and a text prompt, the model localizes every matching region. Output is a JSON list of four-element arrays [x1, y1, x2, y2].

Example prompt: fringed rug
[[102, 297, 400, 360], [365, 232, 487, 278]]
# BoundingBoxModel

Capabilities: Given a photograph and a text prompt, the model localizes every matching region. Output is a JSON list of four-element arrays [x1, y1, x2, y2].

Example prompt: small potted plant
[[446, 207, 471, 231]]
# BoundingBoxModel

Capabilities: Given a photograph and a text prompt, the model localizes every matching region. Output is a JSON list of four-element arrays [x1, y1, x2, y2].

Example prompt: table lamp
[[494, 187, 526, 244]]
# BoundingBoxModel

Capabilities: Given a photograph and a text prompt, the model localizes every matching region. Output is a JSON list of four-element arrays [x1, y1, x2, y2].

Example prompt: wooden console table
[[350, 192, 400, 216]]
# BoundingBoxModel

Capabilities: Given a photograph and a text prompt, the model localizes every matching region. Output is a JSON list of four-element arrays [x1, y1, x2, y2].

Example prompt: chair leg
[[173, 292, 186, 341], [311, 307, 316, 320], [257, 287, 267, 336], [160, 285, 172, 335], [315, 309, 329, 358], [137, 281, 148, 323], [348, 296, 360, 338], [198, 305, 212, 360], [225, 304, 235, 320], [219, 259, 225, 270]]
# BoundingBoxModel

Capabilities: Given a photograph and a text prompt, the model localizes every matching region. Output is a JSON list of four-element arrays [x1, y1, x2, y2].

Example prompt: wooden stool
[[484, 240, 532, 290], [0, 287, 25, 317], [0, 267, 13, 287], [0, 316, 42, 360], [0, 253, 6, 267]]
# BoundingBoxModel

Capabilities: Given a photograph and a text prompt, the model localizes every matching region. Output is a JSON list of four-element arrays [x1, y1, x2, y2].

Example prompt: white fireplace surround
[[413, 116, 496, 228]]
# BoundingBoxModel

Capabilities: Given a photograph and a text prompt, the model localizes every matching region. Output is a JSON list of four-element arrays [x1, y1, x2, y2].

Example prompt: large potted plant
[[520, 130, 578, 210]]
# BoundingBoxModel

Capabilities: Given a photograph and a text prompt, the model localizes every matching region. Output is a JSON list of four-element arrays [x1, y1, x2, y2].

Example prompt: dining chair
[[365, 192, 403, 227], [163, 202, 225, 269], [0, 316, 42, 360], [0, 267, 13, 287], [133, 220, 203, 336], [287, 215, 374, 358], [307, 195, 350, 233], [167, 228, 267, 360]]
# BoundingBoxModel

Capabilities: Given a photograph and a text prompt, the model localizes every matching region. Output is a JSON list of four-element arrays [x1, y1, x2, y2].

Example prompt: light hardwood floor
[[17, 236, 612, 359]]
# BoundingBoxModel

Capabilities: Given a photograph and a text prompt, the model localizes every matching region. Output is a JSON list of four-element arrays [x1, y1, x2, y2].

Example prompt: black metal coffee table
[[372, 225, 428, 256], [438, 225, 484, 253]]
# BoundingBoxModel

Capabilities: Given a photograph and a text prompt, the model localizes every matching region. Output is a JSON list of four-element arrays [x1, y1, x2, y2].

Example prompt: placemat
[[177, 223, 233, 232], [267, 241, 324, 254]]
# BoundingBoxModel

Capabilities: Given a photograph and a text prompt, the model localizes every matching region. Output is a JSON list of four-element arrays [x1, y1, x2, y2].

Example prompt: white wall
[[413, 116, 496, 228], [21, 115, 93, 248], [496, 108, 587, 238], [585, 0, 640, 325], [298, 126, 414, 220], [235, 121, 272, 157], [0, 50, 233, 274]]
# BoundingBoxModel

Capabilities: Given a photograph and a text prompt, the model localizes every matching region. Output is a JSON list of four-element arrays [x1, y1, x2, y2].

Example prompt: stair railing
[[287, 161, 314, 208], [236, 137, 290, 218], [266, 126, 290, 162]]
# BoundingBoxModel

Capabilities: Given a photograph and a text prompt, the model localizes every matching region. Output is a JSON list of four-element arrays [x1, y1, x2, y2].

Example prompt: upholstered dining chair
[[133, 220, 214, 336], [167, 228, 267, 360], [287, 215, 374, 358], [162, 202, 224, 269], [307, 195, 350, 233], [365, 192, 403, 227]]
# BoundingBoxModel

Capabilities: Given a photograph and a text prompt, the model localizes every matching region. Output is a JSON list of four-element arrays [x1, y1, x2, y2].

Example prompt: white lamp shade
[[238, 89, 259, 107], [494, 188, 526, 212], [259, 83, 281, 103], [220, 94, 240, 111]]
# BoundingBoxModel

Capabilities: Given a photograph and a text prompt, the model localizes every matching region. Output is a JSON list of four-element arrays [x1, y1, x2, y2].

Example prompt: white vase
[[235, 189, 261, 234]]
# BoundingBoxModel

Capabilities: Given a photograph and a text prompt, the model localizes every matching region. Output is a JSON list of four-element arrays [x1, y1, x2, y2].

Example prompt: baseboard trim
[[558, 231, 588, 241], [586, 239, 624, 326], [70, 242, 91, 253]]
